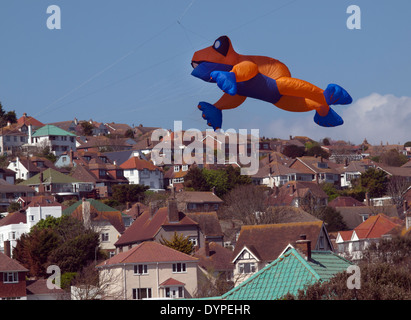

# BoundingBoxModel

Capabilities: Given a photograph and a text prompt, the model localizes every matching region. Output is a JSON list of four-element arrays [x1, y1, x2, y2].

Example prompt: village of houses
[[1, 112, 411, 301]]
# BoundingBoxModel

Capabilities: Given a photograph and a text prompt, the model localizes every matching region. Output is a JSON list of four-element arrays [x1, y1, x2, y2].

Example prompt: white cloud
[[263, 93, 411, 145]]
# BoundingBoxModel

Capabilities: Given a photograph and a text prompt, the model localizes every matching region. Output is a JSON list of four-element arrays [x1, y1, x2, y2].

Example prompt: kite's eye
[[212, 36, 229, 57]]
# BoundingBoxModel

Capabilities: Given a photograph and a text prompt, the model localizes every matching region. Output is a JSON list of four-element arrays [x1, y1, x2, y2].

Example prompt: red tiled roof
[[194, 242, 234, 271], [115, 207, 198, 246], [328, 196, 365, 208], [26, 279, 66, 295], [160, 278, 185, 287], [0, 211, 26, 226], [354, 214, 403, 239], [0, 252, 28, 272], [120, 157, 160, 171], [98, 241, 197, 267]]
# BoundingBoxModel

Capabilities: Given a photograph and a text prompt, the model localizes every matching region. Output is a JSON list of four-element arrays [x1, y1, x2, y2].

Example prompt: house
[[377, 164, 411, 183], [104, 122, 133, 137], [17, 113, 44, 131], [289, 156, 342, 186], [340, 159, 377, 188], [185, 211, 224, 247], [193, 241, 235, 288], [0, 180, 36, 212], [231, 220, 333, 285], [333, 205, 399, 230], [120, 156, 164, 190], [114, 199, 199, 253], [252, 152, 296, 188], [0, 168, 16, 185], [219, 240, 353, 300], [267, 180, 329, 208], [96, 241, 199, 299], [0, 125, 28, 155], [328, 196, 365, 208], [19, 168, 94, 199], [26, 278, 69, 300], [76, 136, 133, 153], [70, 152, 128, 198], [0, 251, 29, 300], [8, 156, 68, 181], [63, 199, 128, 257], [175, 191, 223, 213], [335, 213, 403, 260], [163, 163, 191, 191], [0, 195, 63, 255]]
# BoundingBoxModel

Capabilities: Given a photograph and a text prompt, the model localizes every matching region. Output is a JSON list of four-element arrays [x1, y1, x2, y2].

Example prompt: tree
[[80, 121, 94, 136], [7, 201, 20, 213], [312, 206, 348, 232], [0, 101, 17, 127], [160, 232, 194, 255], [124, 129, 134, 139], [13, 215, 104, 277], [305, 145, 330, 159], [184, 166, 210, 191], [112, 184, 149, 203], [379, 149, 408, 167], [282, 144, 305, 158], [357, 167, 388, 198]]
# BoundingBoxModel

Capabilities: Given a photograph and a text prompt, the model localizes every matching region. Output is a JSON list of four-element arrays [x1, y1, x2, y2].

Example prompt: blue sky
[[1, 0, 411, 145]]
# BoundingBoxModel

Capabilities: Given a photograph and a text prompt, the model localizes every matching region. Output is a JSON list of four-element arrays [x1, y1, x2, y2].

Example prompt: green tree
[[184, 166, 210, 191], [13, 215, 103, 277], [0, 101, 17, 127], [379, 149, 408, 167], [112, 184, 149, 203], [124, 129, 134, 138], [357, 167, 388, 198], [7, 201, 21, 213], [160, 232, 194, 255], [306, 145, 330, 159]]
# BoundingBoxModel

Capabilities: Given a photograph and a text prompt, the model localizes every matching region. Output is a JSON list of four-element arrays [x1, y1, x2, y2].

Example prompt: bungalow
[[335, 213, 403, 261], [96, 241, 198, 299], [289, 156, 341, 185]]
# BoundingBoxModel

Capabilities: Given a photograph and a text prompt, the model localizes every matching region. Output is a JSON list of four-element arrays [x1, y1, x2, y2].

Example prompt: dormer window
[[174, 165, 180, 172]]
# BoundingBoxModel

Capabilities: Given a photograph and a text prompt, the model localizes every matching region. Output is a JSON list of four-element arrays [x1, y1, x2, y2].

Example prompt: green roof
[[63, 199, 122, 216], [19, 168, 82, 185], [220, 248, 353, 300], [32, 125, 76, 137]]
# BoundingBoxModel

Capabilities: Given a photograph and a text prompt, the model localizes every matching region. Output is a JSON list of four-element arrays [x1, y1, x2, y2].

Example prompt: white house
[[0, 196, 63, 256], [120, 157, 163, 190], [29, 125, 77, 156]]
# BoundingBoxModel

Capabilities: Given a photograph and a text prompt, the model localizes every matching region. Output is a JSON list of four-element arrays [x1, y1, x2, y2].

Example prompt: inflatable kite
[[191, 36, 352, 130]]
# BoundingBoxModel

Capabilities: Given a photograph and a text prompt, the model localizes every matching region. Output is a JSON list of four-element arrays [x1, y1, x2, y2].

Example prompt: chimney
[[149, 202, 157, 219], [4, 240, 11, 258], [82, 198, 91, 229], [167, 198, 179, 223], [404, 200, 408, 215], [365, 192, 370, 206], [204, 240, 210, 257], [406, 213, 411, 231], [295, 234, 311, 261], [28, 124, 33, 144]]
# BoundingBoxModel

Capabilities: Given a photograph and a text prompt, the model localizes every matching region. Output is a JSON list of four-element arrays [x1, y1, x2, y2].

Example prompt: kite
[[191, 36, 352, 130]]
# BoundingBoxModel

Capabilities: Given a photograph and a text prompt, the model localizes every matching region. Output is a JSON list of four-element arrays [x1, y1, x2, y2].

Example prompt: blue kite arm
[[210, 71, 237, 96]]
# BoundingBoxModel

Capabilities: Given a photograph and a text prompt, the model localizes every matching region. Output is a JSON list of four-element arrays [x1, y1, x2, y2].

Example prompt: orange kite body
[[191, 36, 352, 129]]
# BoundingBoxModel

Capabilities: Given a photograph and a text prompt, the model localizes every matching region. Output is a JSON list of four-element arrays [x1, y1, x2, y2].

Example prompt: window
[[134, 264, 148, 275], [132, 288, 152, 300], [174, 166, 180, 172], [101, 233, 109, 242], [188, 237, 198, 247], [165, 287, 184, 298], [3, 272, 19, 283], [238, 263, 256, 274], [187, 203, 197, 210], [182, 165, 188, 171], [172, 263, 186, 273], [29, 215, 35, 222]]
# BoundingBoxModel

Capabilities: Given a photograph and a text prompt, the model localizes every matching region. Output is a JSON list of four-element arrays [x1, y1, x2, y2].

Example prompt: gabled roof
[[353, 213, 403, 239], [221, 248, 352, 300], [185, 212, 223, 238], [97, 241, 197, 267], [0, 252, 29, 272], [328, 196, 365, 208], [194, 242, 234, 272], [120, 157, 160, 171], [19, 168, 82, 185], [0, 211, 26, 226], [32, 125, 76, 137], [232, 221, 327, 262], [159, 278, 185, 287], [175, 191, 223, 204], [17, 113, 44, 128], [290, 156, 341, 174], [115, 206, 198, 247]]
